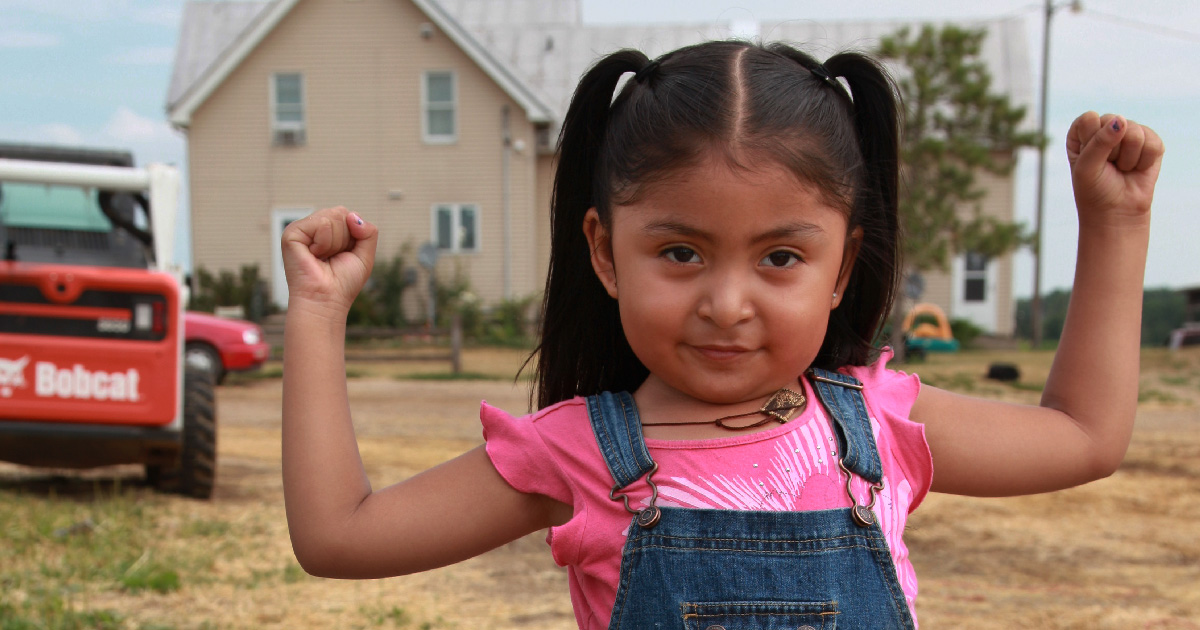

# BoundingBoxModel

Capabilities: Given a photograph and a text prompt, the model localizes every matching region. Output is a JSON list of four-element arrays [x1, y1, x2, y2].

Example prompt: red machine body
[[0, 145, 215, 497], [0, 261, 181, 426]]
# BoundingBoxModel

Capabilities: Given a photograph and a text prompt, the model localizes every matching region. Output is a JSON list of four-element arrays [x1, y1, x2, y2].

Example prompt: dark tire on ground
[[185, 342, 225, 385], [148, 367, 217, 499]]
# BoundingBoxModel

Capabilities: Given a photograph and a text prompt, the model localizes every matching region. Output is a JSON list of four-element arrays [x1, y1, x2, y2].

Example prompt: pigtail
[[819, 52, 902, 367], [529, 49, 650, 410]]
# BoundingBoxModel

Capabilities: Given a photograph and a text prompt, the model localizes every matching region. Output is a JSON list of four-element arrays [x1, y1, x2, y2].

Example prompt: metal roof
[[167, 1, 271, 113], [434, 0, 580, 27]]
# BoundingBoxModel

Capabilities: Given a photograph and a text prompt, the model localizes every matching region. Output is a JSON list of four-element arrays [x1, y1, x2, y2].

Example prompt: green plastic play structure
[[903, 303, 960, 355]]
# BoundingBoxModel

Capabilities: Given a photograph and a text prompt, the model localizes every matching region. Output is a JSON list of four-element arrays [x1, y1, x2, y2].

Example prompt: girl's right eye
[[662, 247, 699, 264]]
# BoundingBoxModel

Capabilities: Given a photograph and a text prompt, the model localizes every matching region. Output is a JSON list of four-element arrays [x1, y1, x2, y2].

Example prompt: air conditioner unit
[[274, 128, 304, 146], [534, 124, 552, 153]]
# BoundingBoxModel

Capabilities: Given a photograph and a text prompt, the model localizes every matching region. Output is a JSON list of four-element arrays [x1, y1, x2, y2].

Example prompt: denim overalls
[[584, 368, 916, 630]]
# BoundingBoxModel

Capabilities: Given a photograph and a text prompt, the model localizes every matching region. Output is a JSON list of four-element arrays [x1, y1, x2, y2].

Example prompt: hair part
[[527, 40, 901, 410]]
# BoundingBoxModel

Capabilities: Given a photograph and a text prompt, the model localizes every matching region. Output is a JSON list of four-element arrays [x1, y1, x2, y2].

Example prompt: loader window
[[0, 182, 148, 267], [0, 183, 112, 231]]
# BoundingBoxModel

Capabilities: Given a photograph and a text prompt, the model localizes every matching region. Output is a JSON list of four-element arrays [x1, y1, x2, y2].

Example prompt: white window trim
[[271, 207, 314, 309], [951, 250, 998, 333], [962, 251, 989, 303], [431, 203, 480, 254], [270, 72, 306, 144], [422, 70, 457, 144]]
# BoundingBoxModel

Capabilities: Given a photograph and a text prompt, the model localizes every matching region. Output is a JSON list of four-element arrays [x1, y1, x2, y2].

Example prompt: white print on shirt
[[659, 417, 838, 511], [621, 413, 912, 542]]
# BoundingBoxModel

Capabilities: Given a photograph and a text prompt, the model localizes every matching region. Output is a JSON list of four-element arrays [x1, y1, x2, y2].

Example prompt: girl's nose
[[697, 274, 755, 328]]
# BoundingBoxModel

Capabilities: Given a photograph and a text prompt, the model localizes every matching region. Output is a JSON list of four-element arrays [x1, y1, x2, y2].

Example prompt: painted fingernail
[[1111, 119, 1121, 132], [351, 212, 364, 225]]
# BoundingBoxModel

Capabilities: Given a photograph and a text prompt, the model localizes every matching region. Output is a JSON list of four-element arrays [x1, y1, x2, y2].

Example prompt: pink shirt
[[482, 352, 932, 629]]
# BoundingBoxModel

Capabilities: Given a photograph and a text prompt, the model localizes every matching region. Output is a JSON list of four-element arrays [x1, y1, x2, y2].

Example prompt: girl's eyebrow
[[640, 219, 826, 243], [641, 220, 709, 239], [749, 222, 826, 244]]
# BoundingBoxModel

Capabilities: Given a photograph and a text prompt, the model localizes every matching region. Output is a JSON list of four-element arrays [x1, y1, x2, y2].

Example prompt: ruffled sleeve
[[480, 400, 578, 505], [843, 349, 934, 512]]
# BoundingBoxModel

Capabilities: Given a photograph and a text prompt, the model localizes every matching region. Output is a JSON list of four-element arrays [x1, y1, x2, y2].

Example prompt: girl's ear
[[583, 208, 619, 299], [832, 225, 863, 309]]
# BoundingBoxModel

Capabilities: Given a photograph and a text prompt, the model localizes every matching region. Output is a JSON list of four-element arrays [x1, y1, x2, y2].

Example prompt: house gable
[[168, 0, 552, 128], [185, 0, 544, 307]]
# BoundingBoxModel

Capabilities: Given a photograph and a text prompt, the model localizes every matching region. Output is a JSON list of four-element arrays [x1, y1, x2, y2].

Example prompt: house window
[[432, 204, 478, 253], [272, 73, 305, 145], [423, 71, 456, 143], [963, 251, 988, 302]]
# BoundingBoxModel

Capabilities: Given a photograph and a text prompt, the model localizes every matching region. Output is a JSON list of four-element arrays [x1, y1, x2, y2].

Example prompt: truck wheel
[[149, 366, 217, 499]]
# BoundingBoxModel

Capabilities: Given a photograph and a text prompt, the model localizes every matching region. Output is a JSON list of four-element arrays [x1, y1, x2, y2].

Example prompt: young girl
[[280, 41, 1163, 629]]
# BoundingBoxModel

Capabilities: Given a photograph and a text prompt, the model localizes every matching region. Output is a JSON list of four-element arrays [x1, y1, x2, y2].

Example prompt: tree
[[876, 24, 1041, 358]]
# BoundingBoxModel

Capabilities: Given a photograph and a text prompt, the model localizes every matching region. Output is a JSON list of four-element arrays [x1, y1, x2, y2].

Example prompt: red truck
[[0, 144, 216, 498]]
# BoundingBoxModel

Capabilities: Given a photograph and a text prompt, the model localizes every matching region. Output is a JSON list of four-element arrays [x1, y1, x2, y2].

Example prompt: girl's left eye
[[662, 247, 700, 264], [761, 251, 801, 268]]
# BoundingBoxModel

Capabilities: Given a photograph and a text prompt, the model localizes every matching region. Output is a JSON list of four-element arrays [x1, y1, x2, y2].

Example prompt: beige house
[[167, 0, 1031, 335]]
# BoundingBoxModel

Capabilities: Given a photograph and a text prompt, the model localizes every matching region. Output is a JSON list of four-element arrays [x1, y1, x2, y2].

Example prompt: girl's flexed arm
[[280, 207, 559, 578], [915, 112, 1165, 496]]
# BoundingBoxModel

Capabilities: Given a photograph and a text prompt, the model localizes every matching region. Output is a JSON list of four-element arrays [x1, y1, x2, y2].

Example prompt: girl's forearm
[[281, 301, 373, 567], [1041, 219, 1150, 475]]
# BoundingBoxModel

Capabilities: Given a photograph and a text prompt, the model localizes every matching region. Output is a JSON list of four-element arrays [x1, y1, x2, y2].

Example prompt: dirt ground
[[3, 347, 1199, 629]]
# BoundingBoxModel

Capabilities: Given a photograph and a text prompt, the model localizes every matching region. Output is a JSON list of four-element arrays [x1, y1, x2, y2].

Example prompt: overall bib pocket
[[682, 600, 837, 630]]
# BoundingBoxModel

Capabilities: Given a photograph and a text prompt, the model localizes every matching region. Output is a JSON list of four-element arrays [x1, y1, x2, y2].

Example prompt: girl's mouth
[[691, 344, 753, 361]]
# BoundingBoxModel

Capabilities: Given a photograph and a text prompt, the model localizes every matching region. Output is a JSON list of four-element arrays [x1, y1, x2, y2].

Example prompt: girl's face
[[584, 153, 861, 408]]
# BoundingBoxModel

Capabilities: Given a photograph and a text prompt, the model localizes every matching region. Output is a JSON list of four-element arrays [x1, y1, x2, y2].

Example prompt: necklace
[[641, 381, 807, 431]]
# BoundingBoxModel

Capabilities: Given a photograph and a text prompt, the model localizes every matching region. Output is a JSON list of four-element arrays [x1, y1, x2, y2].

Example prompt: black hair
[[529, 40, 901, 410]]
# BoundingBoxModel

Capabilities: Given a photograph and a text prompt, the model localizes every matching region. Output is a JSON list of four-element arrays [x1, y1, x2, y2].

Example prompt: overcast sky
[[2, 0, 1198, 296]]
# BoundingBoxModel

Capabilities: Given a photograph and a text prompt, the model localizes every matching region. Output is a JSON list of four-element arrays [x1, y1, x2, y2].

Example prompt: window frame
[[962, 251, 989, 303], [430, 203, 480, 254], [422, 70, 458, 144], [270, 72, 306, 145]]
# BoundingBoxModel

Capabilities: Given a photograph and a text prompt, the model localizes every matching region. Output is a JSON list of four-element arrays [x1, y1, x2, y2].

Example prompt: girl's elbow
[[1083, 441, 1130, 483], [290, 534, 420, 579], [290, 536, 340, 578], [289, 529, 365, 578]]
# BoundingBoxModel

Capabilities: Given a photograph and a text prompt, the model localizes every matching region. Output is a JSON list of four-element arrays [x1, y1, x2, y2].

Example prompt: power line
[[993, 3, 1044, 23], [1080, 8, 1200, 44], [986, 3, 1200, 44]]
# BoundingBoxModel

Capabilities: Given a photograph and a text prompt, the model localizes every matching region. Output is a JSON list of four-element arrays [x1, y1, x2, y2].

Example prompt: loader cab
[[0, 144, 153, 270]]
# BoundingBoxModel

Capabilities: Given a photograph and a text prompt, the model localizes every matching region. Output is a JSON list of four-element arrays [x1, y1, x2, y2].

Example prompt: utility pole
[[501, 104, 513, 300], [1031, 0, 1081, 348]]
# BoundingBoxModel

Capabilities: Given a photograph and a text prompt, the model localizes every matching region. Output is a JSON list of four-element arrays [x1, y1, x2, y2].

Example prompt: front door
[[271, 208, 311, 310]]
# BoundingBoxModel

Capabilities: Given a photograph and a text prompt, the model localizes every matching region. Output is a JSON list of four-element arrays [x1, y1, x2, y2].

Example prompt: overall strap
[[808, 368, 883, 484], [585, 391, 656, 491]]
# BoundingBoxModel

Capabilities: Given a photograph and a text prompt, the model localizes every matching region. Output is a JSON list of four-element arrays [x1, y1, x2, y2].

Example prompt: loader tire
[[148, 367, 217, 499]]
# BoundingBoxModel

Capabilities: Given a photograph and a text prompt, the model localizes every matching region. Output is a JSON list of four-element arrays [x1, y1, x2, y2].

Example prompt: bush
[[950, 318, 984, 349], [347, 251, 413, 327], [433, 265, 472, 329], [432, 268, 536, 346], [189, 264, 274, 321], [481, 296, 537, 346]]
